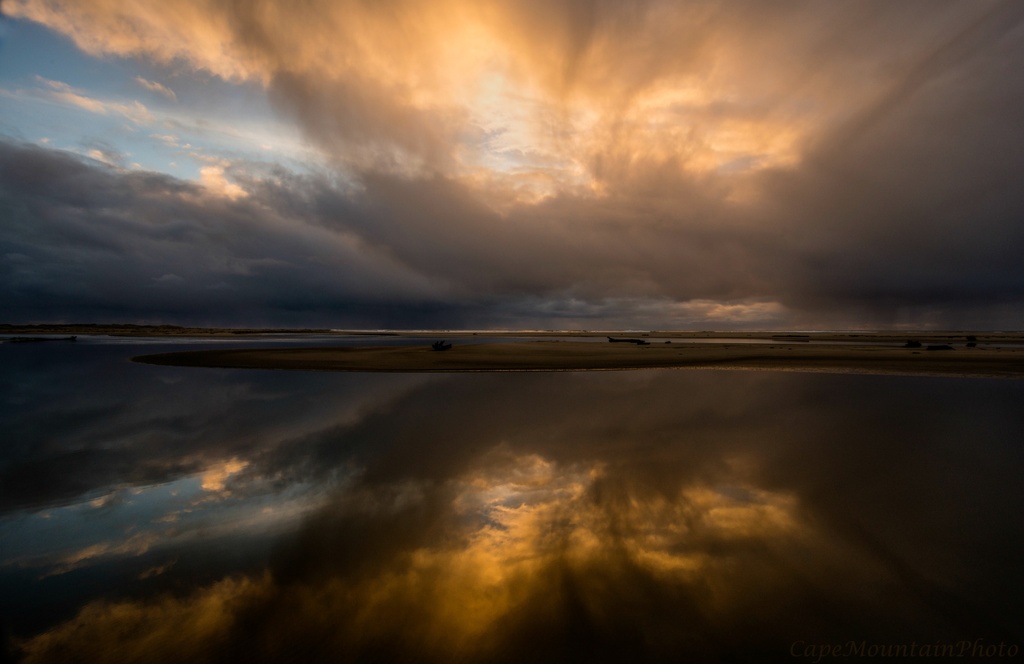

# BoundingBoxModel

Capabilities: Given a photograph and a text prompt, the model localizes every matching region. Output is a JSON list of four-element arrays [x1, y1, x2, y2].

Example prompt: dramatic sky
[[2, 1, 1023, 329]]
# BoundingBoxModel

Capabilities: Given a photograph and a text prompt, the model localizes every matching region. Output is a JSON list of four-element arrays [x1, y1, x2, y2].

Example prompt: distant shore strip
[[132, 341, 1024, 378]]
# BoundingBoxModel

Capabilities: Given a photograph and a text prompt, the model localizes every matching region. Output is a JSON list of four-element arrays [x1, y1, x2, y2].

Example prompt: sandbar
[[132, 341, 1024, 378]]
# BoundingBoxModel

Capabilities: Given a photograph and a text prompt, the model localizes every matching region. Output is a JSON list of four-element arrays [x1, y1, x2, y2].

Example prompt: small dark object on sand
[[607, 336, 649, 345], [904, 340, 922, 348], [926, 344, 954, 351], [431, 340, 452, 351]]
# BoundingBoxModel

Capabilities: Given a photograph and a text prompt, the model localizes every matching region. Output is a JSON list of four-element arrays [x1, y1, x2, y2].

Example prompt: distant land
[[4, 323, 1024, 344]]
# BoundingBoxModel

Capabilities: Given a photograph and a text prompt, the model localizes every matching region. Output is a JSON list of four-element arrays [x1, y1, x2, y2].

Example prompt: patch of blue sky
[[0, 16, 319, 183], [0, 17, 135, 97]]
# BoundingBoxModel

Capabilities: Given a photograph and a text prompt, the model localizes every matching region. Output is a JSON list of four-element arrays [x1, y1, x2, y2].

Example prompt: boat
[[607, 336, 649, 345]]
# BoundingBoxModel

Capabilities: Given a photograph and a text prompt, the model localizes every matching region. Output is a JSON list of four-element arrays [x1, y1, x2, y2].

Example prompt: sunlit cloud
[[681, 299, 788, 324], [134, 76, 176, 101], [33, 76, 154, 125], [5, 1, 851, 189], [199, 165, 248, 200], [85, 148, 122, 168], [149, 133, 180, 147]]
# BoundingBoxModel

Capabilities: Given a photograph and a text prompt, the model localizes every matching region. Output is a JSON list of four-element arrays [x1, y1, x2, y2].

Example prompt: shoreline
[[132, 341, 1024, 378]]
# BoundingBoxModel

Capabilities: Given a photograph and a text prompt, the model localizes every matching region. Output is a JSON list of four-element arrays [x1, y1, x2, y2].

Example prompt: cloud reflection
[[8, 363, 1023, 662], [18, 453, 813, 663]]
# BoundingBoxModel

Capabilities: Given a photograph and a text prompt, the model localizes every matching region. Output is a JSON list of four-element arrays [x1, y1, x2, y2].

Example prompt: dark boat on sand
[[607, 336, 649, 345]]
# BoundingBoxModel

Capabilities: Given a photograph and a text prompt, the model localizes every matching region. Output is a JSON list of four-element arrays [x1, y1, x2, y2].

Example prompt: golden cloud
[[7, 0, 917, 202]]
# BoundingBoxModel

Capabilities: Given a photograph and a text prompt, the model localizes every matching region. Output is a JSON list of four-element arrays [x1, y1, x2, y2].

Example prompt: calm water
[[2, 340, 1022, 663]]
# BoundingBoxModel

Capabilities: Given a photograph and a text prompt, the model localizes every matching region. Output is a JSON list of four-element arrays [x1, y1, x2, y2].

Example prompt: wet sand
[[133, 341, 1024, 378]]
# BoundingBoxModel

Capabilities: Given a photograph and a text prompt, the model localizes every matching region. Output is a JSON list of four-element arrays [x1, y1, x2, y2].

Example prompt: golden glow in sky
[[2, 0, 1023, 328], [4, 0, 871, 197]]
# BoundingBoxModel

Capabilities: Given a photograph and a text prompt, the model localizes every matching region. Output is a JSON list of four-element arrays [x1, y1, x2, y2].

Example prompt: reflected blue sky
[[2, 340, 1023, 661]]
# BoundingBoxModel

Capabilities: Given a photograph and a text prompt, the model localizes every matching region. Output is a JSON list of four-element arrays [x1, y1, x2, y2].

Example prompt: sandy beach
[[8, 325, 1022, 377], [133, 340, 1024, 378]]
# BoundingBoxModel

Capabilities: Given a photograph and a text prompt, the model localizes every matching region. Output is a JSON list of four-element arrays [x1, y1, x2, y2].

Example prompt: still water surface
[[2, 339, 1022, 662]]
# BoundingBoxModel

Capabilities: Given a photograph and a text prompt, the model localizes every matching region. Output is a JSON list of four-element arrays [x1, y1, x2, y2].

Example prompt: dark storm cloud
[[755, 36, 1024, 324], [2, 138, 780, 326], [0, 140, 456, 326]]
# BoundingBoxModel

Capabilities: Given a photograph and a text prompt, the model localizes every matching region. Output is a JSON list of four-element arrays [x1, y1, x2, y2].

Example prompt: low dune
[[133, 341, 1024, 378]]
